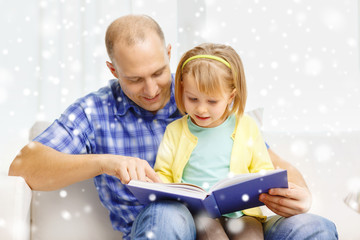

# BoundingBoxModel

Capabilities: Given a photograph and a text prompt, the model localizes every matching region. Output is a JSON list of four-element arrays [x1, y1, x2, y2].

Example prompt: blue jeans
[[131, 201, 338, 240], [263, 213, 338, 240], [130, 201, 196, 240]]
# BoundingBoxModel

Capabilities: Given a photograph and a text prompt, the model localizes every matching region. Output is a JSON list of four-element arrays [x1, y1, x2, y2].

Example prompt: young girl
[[154, 43, 274, 239]]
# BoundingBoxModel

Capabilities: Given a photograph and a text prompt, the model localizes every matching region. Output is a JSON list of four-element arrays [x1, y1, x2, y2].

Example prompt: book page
[[128, 180, 208, 199]]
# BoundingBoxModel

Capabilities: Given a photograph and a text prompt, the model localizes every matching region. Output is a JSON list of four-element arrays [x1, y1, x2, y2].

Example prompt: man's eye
[[128, 78, 142, 83], [153, 71, 163, 77]]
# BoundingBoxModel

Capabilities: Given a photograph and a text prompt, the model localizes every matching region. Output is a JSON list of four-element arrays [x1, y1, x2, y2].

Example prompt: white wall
[[0, 0, 180, 174], [187, 0, 360, 132], [2, 0, 359, 172]]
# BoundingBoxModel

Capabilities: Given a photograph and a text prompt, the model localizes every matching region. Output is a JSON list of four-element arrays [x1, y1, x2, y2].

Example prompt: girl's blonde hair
[[175, 43, 247, 118]]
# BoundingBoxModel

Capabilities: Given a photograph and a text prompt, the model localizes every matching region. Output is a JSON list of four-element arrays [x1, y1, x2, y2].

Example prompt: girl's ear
[[228, 88, 236, 105]]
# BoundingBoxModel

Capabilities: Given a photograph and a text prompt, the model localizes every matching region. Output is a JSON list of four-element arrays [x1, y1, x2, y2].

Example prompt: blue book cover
[[127, 169, 288, 218]]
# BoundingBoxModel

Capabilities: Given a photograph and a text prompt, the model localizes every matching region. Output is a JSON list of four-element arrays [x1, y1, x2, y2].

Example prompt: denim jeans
[[131, 201, 338, 240], [130, 200, 196, 240], [263, 213, 339, 240]]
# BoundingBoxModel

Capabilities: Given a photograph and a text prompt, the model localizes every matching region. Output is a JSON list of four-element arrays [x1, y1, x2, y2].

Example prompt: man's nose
[[143, 78, 158, 98]]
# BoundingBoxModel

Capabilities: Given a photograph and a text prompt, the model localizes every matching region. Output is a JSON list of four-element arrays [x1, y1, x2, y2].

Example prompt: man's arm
[[268, 149, 308, 188], [8, 141, 160, 191], [259, 148, 312, 217]]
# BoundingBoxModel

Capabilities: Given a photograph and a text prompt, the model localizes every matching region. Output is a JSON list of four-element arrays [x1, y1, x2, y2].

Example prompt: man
[[9, 14, 337, 239]]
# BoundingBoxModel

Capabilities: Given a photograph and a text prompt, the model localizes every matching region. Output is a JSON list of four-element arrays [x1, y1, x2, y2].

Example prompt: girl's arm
[[153, 129, 177, 183]]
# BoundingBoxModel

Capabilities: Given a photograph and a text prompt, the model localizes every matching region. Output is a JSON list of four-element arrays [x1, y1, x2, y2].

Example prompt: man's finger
[[268, 185, 299, 198], [145, 165, 161, 183], [260, 194, 296, 216], [137, 165, 147, 182], [260, 192, 310, 215], [267, 205, 293, 218], [133, 159, 149, 182], [260, 193, 299, 210], [127, 165, 138, 182], [117, 167, 130, 184]]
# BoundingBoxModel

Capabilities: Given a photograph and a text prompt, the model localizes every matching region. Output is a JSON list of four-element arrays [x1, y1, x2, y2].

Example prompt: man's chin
[[139, 95, 170, 113], [141, 102, 162, 113]]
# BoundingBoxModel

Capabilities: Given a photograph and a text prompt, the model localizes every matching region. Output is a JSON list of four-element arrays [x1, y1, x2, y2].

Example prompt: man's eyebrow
[[120, 73, 141, 80], [122, 65, 167, 80], [153, 65, 167, 74], [123, 75, 141, 80]]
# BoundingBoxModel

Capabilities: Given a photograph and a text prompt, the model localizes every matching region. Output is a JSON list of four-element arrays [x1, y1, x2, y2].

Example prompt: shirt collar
[[112, 75, 178, 120], [111, 80, 136, 116]]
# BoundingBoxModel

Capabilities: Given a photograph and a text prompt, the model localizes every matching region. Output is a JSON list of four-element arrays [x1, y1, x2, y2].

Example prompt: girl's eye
[[188, 97, 197, 101], [208, 100, 218, 104]]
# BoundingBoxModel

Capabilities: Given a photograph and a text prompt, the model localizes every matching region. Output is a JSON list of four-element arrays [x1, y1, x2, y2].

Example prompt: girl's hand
[[259, 182, 312, 218]]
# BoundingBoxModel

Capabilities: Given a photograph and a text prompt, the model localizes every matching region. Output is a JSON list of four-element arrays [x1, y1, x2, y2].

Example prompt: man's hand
[[101, 156, 161, 184], [9, 142, 160, 190], [259, 182, 312, 218]]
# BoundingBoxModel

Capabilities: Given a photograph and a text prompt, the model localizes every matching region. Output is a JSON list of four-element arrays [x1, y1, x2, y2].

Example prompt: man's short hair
[[105, 14, 165, 60]]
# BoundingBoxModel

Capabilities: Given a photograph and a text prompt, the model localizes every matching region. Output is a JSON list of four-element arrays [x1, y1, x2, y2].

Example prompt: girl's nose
[[196, 104, 207, 114]]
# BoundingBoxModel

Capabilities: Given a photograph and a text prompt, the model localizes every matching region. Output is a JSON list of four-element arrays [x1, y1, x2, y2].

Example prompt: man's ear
[[166, 44, 172, 61], [106, 61, 118, 79]]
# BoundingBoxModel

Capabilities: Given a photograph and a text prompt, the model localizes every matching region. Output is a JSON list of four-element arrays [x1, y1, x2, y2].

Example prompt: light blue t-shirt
[[182, 114, 243, 218]]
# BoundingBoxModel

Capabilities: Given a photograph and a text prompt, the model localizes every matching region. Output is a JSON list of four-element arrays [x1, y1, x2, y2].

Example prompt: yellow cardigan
[[154, 114, 274, 221]]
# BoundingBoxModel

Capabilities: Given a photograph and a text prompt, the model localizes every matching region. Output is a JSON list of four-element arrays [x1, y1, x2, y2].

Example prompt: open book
[[127, 169, 288, 218]]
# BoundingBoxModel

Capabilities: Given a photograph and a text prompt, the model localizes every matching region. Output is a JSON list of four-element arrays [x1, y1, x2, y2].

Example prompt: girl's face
[[182, 74, 235, 128]]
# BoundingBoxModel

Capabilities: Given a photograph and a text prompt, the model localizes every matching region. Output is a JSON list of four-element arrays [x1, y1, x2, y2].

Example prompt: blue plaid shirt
[[34, 78, 181, 238]]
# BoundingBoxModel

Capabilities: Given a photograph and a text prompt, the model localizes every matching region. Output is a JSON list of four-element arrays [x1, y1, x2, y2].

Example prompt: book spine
[[202, 194, 222, 218]]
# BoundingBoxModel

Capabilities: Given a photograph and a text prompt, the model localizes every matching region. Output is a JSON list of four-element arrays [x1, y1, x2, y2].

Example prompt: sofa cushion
[[0, 176, 31, 240]]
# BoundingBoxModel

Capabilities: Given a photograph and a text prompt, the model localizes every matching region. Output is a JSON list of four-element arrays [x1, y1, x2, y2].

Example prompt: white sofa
[[1, 122, 360, 240], [1, 122, 123, 240], [264, 130, 360, 240]]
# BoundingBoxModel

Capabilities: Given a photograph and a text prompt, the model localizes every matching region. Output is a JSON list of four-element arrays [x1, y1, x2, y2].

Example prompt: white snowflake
[[59, 190, 67, 198], [242, 194, 249, 202], [226, 218, 244, 235], [148, 193, 157, 202], [61, 210, 72, 220]]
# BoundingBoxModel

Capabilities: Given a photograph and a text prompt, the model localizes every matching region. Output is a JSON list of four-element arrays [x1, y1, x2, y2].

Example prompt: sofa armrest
[[0, 176, 32, 240]]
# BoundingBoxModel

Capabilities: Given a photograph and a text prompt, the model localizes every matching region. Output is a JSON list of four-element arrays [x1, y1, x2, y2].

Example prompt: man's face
[[108, 33, 172, 114]]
